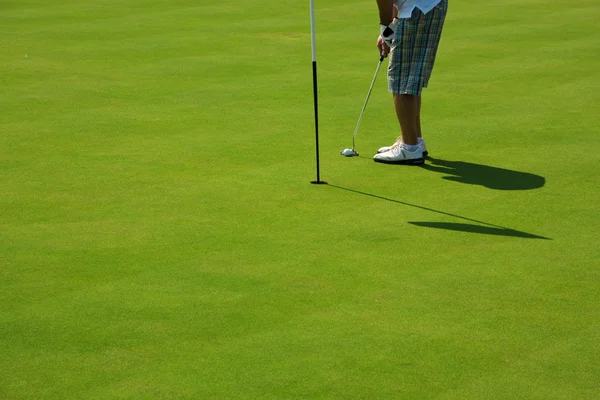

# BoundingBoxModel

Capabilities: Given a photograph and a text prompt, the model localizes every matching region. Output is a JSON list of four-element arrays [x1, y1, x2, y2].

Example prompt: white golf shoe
[[377, 137, 428, 156], [373, 144, 425, 165]]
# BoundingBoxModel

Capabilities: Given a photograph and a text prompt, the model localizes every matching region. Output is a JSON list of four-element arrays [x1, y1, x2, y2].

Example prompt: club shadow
[[328, 185, 551, 240], [420, 157, 546, 191]]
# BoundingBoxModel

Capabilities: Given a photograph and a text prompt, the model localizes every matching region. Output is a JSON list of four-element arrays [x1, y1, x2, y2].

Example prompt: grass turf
[[1, 0, 599, 398]]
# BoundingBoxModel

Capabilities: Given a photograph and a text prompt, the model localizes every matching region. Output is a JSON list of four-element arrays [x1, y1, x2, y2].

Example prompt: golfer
[[373, 0, 448, 164]]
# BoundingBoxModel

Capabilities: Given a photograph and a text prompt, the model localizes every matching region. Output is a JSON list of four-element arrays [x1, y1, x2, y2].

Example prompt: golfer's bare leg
[[393, 94, 420, 145], [416, 96, 422, 139]]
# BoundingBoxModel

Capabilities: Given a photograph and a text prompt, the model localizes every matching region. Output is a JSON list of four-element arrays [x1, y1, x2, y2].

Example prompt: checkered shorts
[[388, 0, 448, 96]]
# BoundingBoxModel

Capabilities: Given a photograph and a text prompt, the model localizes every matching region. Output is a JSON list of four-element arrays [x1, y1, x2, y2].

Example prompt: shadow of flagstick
[[328, 184, 551, 240], [406, 222, 549, 239]]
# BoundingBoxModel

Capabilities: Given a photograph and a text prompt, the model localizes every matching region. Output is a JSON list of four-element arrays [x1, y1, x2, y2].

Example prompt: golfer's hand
[[377, 35, 390, 58]]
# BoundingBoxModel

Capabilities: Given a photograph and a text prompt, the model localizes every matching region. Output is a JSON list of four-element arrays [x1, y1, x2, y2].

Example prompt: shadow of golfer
[[421, 157, 545, 190]]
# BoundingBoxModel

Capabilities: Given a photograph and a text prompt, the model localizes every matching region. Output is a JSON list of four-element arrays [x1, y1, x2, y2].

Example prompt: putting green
[[1, 0, 599, 398]]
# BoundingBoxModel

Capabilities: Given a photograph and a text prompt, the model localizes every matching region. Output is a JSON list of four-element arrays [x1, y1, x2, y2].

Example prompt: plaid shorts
[[388, 0, 448, 96]]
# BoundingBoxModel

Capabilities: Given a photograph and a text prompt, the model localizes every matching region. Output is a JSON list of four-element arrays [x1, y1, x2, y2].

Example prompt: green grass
[[2, 0, 599, 398]]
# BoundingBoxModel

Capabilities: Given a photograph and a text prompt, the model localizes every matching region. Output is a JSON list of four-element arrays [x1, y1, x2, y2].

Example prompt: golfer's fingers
[[383, 43, 390, 57], [380, 44, 390, 58], [376, 39, 386, 57], [376, 37, 390, 58]]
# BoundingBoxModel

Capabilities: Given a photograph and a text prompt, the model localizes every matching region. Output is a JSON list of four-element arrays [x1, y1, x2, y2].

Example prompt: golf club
[[341, 54, 385, 157]]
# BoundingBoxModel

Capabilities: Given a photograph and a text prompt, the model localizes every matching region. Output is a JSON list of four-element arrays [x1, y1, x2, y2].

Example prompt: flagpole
[[310, 0, 327, 184]]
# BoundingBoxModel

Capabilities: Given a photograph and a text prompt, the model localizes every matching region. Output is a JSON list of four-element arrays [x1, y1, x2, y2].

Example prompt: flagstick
[[310, 0, 327, 184]]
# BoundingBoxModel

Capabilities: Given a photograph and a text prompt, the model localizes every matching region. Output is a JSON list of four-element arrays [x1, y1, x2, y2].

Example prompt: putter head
[[340, 148, 359, 157]]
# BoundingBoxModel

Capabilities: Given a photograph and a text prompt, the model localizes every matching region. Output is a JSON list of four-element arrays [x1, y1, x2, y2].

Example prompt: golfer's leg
[[416, 95, 422, 139], [393, 94, 420, 146]]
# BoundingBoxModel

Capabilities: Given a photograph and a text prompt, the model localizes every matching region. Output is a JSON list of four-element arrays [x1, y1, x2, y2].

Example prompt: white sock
[[417, 137, 424, 143], [402, 143, 419, 152]]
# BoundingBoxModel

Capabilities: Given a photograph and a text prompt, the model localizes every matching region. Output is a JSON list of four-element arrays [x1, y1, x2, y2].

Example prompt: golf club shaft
[[352, 55, 384, 150]]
